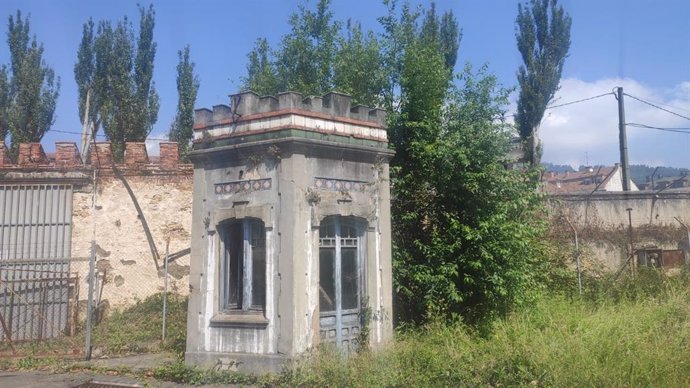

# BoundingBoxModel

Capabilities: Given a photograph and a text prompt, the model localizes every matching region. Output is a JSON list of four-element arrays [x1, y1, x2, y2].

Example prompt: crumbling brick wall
[[0, 140, 193, 310]]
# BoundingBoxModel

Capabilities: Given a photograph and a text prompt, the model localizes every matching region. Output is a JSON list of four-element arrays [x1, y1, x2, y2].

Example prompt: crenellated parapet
[[0, 141, 190, 176], [192, 91, 389, 150]]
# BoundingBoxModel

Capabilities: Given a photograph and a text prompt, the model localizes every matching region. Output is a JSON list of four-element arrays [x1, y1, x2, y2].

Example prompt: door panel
[[318, 216, 363, 352]]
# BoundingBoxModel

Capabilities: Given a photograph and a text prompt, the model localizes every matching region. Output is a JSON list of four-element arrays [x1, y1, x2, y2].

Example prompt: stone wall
[[549, 191, 690, 270], [0, 141, 193, 310]]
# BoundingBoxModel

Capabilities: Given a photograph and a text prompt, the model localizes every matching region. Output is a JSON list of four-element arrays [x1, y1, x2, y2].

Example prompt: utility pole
[[617, 87, 631, 191], [80, 90, 93, 164]]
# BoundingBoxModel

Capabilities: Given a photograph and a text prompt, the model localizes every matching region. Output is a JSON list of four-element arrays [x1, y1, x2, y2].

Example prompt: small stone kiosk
[[185, 91, 394, 372]]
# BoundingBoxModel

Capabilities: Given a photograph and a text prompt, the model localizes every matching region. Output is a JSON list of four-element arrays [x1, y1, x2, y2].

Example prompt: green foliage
[[168, 45, 199, 162], [515, 0, 571, 166], [74, 5, 159, 162], [242, 0, 456, 109], [419, 2, 461, 71], [0, 67, 9, 141], [393, 66, 548, 324], [3, 11, 60, 152], [243, 0, 340, 97], [244, 38, 278, 96], [332, 20, 386, 107]]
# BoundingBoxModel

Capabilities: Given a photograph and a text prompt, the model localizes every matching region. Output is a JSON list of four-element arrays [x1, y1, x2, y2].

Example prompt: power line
[[630, 96, 690, 115], [624, 93, 690, 122], [48, 128, 171, 142], [505, 91, 615, 119], [546, 92, 615, 110], [627, 122, 690, 134]]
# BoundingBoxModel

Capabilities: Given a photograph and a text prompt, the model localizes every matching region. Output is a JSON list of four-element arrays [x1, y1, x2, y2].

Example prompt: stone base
[[184, 351, 287, 375]]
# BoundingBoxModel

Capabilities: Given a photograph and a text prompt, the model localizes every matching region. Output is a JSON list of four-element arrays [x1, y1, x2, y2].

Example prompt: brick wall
[[0, 141, 185, 173]]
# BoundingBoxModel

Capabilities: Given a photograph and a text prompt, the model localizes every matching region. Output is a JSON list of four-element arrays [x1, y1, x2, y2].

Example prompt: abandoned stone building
[[185, 91, 394, 372]]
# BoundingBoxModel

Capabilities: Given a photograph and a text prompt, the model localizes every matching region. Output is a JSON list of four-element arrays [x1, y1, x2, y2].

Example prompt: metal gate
[[0, 184, 76, 341]]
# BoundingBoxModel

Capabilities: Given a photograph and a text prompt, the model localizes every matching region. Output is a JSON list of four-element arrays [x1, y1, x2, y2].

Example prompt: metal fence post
[[85, 240, 95, 360], [162, 240, 169, 342]]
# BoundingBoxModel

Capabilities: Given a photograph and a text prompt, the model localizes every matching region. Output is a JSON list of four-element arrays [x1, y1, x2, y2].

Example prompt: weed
[[152, 361, 277, 386]]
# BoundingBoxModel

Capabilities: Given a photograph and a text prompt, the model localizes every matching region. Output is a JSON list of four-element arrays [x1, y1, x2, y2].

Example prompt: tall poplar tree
[[0, 67, 9, 142], [332, 20, 386, 107], [74, 5, 159, 161], [4, 11, 60, 152], [169, 45, 199, 162], [515, 0, 571, 167]]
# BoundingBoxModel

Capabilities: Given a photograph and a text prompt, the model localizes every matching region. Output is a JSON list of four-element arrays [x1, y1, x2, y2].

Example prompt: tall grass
[[92, 293, 188, 356], [279, 270, 690, 387]]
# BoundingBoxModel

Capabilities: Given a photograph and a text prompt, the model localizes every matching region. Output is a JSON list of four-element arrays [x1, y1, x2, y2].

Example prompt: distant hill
[[542, 163, 689, 188], [542, 162, 575, 173], [629, 165, 689, 187]]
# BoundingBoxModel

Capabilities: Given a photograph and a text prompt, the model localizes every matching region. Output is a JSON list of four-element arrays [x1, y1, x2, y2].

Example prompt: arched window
[[219, 218, 266, 312]]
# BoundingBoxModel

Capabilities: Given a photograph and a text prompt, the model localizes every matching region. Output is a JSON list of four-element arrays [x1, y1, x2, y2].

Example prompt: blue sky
[[0, 0, 689, 168]]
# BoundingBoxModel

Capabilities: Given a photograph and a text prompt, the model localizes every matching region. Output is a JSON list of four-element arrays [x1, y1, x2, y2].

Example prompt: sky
[[0, 0, 689, 168]]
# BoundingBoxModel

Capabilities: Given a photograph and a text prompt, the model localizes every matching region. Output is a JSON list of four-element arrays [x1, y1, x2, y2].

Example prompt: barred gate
[[0, 183, 76, 342]]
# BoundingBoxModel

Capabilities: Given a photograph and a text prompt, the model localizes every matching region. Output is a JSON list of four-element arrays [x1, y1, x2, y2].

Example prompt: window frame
[[218, 218, 266, 313], [318, 216, 365, 316]]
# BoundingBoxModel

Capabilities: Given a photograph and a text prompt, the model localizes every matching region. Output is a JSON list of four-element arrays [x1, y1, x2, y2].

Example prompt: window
[[319, 216, 362, 314], [219, 218, 266, 312]]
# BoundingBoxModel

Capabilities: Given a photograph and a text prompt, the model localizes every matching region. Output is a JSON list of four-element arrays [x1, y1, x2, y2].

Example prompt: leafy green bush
[[393, 66, 549, 325]]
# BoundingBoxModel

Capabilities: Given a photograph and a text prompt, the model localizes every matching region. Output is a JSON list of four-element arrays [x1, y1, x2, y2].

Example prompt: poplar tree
[[0, 68, 9, 142], [243, 0, 340, 97], [74, 5, 159, 161], [515, 0, 571, 167], [4, 11, 60, 152], [169, 45, 199, 162], [332, 20, 386, 107], [244, 38, 277, 96]]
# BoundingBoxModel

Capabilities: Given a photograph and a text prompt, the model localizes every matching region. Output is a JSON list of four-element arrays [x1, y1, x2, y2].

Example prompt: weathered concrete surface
[[0, 370, 215, 387], [186, 91, 395, 373], [550, 190, 690, 269], [0, 353, 213, 388]]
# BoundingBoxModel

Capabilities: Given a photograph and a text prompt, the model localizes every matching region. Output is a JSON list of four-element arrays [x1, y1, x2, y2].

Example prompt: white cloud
[[520, 77, 690, 168]]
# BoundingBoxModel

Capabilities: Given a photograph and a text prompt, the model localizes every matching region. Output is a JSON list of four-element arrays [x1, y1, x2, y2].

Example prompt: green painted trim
[[194, 128, 388, 150]]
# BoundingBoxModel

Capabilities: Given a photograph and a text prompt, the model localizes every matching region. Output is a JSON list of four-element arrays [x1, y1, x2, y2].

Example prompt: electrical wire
[[505, 91, 615, 119], [624, 93, 690, 122], [627, 123, 690, 134], [627, 95, 690, 115], [546, 92, 615, 110], [48, 128, 171, 142]]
